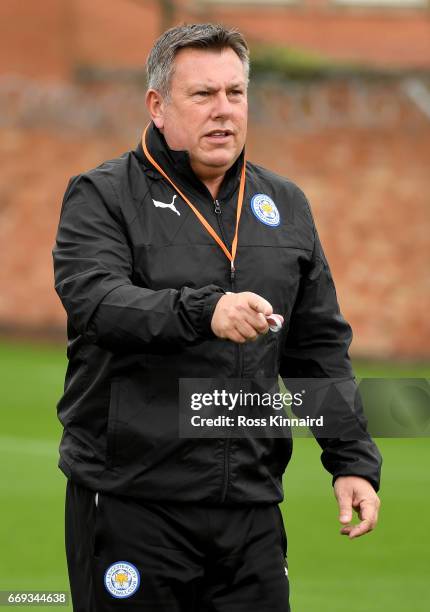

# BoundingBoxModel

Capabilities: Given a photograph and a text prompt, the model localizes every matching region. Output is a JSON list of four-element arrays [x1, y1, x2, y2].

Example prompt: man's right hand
[[211, 292, 273, 343]]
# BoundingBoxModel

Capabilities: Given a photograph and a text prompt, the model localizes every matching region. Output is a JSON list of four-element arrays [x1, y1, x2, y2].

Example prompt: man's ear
[[145, 89, 165, 130]]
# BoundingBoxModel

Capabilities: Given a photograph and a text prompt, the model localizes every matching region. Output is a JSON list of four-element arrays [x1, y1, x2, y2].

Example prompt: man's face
[[152, 47, 248, 180]]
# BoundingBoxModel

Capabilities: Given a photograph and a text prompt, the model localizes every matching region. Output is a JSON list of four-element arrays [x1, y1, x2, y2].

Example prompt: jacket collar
[[135, 122, 245, 202]]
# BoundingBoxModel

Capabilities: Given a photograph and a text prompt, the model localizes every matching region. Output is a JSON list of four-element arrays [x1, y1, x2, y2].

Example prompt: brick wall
[[0, 76, 428, 358], [0, 0, 429, 82], [190, 3, 430, 69]]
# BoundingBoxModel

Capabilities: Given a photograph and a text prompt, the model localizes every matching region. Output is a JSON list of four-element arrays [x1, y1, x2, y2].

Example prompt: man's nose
[[212, 91, 233, 118]]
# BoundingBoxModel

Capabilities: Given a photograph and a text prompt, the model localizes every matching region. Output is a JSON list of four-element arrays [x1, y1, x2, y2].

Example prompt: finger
[[228, 330, 248, 344], [347, 518, 373, 539], [340, 517, 373, 538], [243, 311, 270, 335], [247, 294, 273, 317], [231, 307, 269, 336], [340, 525, 354, 536], [235, 320, 259, 341], [344, 497, 377, 539], [257, 312, 270, 334], [357, 499, 379, 530], [337, 494, 353, 525]]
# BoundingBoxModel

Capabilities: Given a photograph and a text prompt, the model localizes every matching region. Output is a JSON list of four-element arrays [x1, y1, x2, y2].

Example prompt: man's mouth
[[205, 129, 234, 141]]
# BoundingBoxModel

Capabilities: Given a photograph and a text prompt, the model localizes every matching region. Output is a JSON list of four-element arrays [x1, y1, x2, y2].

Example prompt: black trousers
[[65, 480, 291, 611]]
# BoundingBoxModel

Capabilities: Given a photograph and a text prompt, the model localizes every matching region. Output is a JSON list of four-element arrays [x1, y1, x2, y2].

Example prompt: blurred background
[[0, 1, 429, 610]]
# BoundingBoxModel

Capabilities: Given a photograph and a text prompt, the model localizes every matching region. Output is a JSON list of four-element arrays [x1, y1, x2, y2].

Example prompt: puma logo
[[152, 194, 181, 216]]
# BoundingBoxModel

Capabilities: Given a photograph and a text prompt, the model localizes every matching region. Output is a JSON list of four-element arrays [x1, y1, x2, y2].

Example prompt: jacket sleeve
[[279, 189, 382, 492], [52, 174, 225, 353]]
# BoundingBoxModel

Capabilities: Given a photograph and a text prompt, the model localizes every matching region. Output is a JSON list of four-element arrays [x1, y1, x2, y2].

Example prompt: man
[[53, 23, 381, 612]]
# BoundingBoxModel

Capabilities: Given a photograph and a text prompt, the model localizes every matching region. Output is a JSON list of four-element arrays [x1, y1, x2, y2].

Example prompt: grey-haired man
[[54, 23, 381, 611]]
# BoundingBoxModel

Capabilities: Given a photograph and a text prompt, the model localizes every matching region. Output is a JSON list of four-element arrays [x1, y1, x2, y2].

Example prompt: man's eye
[[230, 90, 243, 96], [195, 91, 209, 97]]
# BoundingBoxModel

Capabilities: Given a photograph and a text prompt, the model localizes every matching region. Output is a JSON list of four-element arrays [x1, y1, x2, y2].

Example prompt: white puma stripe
[[152, 194, 181, 216]]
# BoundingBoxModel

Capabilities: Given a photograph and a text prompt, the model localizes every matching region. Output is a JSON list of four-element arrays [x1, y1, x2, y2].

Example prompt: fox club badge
[[104, 561, 140, 598], [250, 194, 280, 227]]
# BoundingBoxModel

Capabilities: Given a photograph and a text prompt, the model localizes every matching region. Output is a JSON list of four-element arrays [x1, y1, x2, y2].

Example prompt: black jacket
[[53, 123, 381, 503]]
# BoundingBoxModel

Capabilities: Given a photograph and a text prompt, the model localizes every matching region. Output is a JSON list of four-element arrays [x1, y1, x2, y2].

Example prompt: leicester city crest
[[250, 194, 280, 227], [104, 561, 140, 598]]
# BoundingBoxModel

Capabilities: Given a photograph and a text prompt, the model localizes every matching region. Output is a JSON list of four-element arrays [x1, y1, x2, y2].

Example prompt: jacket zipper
[[213, 199, 240, 374], [214, 200, 244, 378], [214, 199, 243, 503]]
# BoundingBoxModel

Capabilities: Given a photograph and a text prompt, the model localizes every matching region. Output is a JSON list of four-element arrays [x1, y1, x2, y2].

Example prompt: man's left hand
[[334, 476, 381, 539]]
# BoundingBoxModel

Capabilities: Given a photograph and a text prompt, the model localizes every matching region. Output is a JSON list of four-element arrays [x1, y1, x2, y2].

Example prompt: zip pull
[[230, 260, 235, 283], [214, 200, 221, 214]]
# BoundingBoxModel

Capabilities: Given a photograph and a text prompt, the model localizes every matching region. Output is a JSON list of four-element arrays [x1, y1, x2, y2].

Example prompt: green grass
[[0, 342, 69, 610], [0, 340, 429, 611], [284, 437, 430, 611]]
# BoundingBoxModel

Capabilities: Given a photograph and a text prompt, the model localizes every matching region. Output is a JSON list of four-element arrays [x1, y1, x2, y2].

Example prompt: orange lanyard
[[142, 123, 246, 278]]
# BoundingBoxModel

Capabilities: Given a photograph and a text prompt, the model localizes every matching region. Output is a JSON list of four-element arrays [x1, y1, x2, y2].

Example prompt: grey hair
[[146, 23, 250, 98]]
